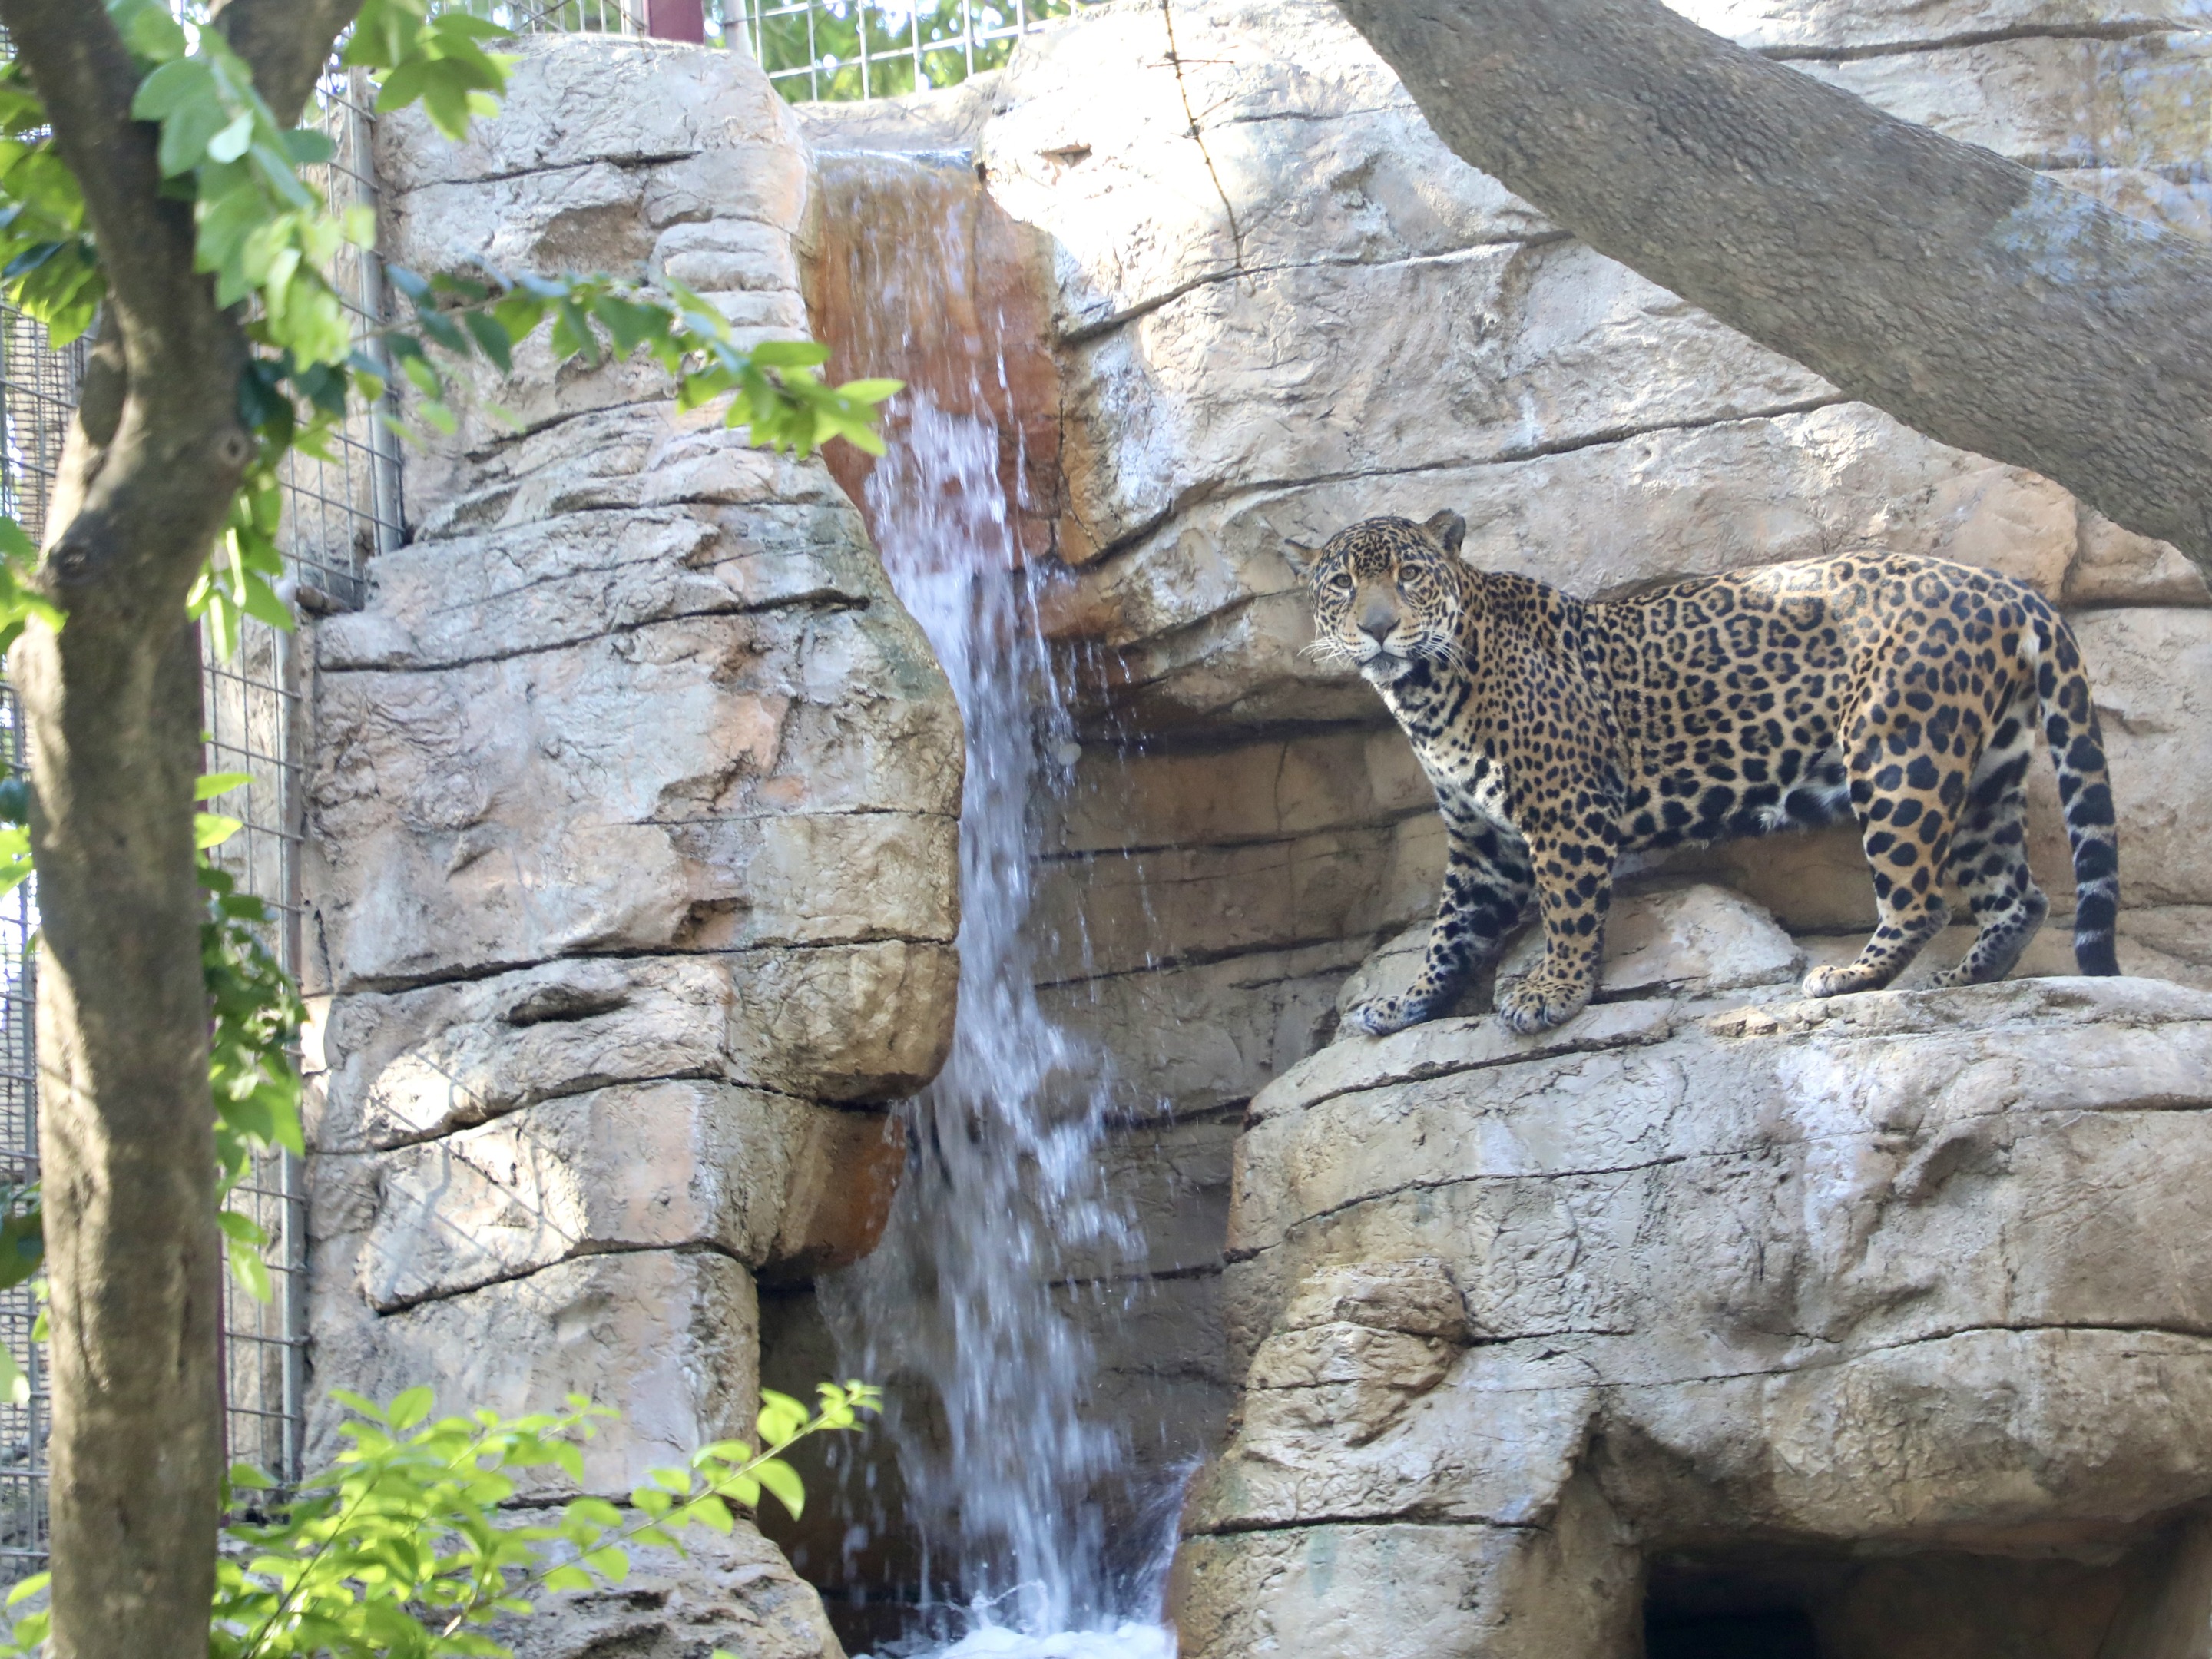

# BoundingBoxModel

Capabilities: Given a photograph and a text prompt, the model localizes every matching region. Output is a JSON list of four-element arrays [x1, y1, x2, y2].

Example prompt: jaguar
[[1287, 512, 2121, 1036]]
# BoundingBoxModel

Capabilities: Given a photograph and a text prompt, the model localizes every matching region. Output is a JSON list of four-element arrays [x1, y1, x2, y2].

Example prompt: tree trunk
[[15, 303, 251, 1659], [1332, 0, 2212, 579], [0, 5, 355, 1651], [16, 337, 250, 1655], [12, 307, 251, 1658], [0, 11, 266, 1653], [16, 608, 221, 1659]]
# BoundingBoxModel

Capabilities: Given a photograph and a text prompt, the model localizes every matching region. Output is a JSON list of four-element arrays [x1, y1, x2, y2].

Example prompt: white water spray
[[808, 154, 1178, 1658]]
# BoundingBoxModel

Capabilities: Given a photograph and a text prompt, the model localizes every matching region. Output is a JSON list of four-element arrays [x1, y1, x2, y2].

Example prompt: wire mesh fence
[[0, 691, 40, 1583], [441, 0, 648, 31], [726, 0, 1094, 100], [431, 0, 1102, 101], [201, 63, 398, 1498]]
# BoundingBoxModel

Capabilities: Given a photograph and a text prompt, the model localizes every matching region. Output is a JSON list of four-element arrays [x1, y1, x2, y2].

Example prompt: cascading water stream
[[806, 154, 1178, 1657]]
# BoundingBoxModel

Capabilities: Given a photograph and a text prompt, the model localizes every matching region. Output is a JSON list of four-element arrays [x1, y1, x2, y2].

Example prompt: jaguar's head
[[1286, 511, 1469, 689]]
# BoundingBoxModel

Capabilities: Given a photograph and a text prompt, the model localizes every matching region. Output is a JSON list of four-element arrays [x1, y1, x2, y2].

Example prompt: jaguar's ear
[[1280, 537, 1323, 579], [1423, 510, 1467, 556]]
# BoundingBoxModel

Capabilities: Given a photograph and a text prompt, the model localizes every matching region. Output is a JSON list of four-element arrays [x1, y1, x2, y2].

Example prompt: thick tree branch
[[1333, 0, 2212, 578], [2, 1, 251, 608], [213, 0, 366, 127]]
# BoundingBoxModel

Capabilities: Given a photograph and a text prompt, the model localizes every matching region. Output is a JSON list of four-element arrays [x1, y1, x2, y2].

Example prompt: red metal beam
[[643, 0, 706, 42]]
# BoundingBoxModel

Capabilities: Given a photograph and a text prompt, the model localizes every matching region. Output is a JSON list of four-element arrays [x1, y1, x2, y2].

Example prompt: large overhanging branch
[[1333, 0, 2212, 579]]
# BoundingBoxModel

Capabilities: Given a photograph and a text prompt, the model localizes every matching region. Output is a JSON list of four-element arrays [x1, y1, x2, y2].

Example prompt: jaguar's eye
[[1326, 571, 1355, 595]]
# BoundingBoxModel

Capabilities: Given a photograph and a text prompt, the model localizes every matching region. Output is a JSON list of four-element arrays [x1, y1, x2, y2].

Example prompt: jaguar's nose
[[1358, 598, 1398, 644]]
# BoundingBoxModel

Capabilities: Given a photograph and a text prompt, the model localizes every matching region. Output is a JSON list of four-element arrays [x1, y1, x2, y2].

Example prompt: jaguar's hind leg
[[1931, 692, 2048, 988], [1801, 718, 1964, 998]]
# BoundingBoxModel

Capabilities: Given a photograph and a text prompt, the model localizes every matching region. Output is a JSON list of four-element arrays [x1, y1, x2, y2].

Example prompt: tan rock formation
[[303, 36, 963, 1657], [337, 2, 2212, 1650], [896, 0, 2212, 1647], [1181, 972, 2212, 1656]]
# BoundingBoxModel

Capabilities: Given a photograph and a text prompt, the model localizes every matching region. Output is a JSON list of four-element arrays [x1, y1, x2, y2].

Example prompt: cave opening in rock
[[1644, 1608, 1822, 1659], [1642, 1525, 2212, 1659]]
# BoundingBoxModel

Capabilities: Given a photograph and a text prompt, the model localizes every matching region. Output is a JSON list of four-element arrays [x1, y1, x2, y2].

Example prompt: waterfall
[[807, 154, 1177, 1657]]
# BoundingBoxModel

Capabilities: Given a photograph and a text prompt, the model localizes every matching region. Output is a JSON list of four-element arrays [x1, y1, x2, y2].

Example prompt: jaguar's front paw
[[1343, 995, 1425, 1038], [1801, 962, 1883, 998], [1495, 972, 1592, 1035]]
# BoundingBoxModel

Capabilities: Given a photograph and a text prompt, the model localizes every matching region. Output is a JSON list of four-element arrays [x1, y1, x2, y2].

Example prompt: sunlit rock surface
[[303, 36, 963, 1659], [1177, 974, 2212, 1656], [892, 0, 2212, 1650], [334, 1, 2212, 1652]]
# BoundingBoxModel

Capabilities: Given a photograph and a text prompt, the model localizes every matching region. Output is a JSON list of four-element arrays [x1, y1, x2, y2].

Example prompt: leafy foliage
[[0, 62, 101, 349], [0, 1380, 882, 1657], [381, 263, 899, 453], [197, 773, 309, 1309], [0, 518, 58, 911], [347, 1, 512, 141]]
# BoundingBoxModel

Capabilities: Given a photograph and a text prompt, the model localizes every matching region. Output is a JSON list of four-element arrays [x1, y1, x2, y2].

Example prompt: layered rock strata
[[302, 38, 962, 1657], [1177, 962, 2212, 1657], [330, 1, 2212, 1649], [783, 0, 2212, 1641]]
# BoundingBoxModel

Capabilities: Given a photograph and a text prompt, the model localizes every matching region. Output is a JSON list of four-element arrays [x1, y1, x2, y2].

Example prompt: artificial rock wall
[[798, 0, 2212, 1646], [301, 1, 2212, 1652], [299, 40, 962, 1657]]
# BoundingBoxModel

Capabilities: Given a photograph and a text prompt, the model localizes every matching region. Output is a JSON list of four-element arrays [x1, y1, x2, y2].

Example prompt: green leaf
[[113, 0, 188, 63], [239, 569, 295, 631], [462, 310, 513, 374], [549, 299, 599, 369], [195, 771, 253, 802], [591, 294, 664, 359], [747, 339, 833, 370], [541, 1563, 593, 1592], [227, 1244, 271, 1305], [838, 378, 906, 405], [130, 55, 217, 120], [389, 1386, 435, 1430], [280, 127, 338, 169], [194, 813, 243, 850], [757, 1388, 809, 1447], [205, 111, 255, 167], [563, 1495, 623, 1530], [214, 1209, 267, 1247], [753, 1456, 805, 1520], [134, 61, 227, 178]]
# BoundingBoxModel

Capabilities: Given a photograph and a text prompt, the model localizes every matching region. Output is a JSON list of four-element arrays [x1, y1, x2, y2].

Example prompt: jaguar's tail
[[2030, 603, 2120, 975]]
